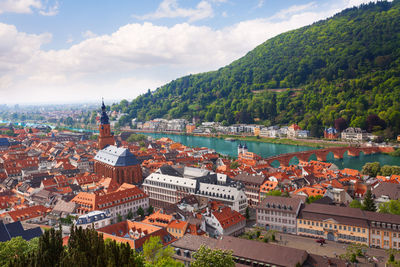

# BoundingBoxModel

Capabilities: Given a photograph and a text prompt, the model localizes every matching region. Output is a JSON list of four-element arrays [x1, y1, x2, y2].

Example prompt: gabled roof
[[0, 221, 42, 241], [212, 206, 245, 229], [94, 145, 139, 167]]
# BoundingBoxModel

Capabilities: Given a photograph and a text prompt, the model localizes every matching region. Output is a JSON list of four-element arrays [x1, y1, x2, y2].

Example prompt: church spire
[[100, 98, 109, 125]]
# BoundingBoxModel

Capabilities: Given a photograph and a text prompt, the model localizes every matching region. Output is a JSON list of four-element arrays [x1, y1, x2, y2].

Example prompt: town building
[[297, 203, 370, 245], [75, 210, 111, 229], [142, 165, 247, 214], [167, 220, 189, 239], [232, 173, 266, 206], [97, 220, 176, 251], [71, 183, 149, 222], [256, 196, 303, 234], [341, 127, 372, 142], [324, 127, 339, 139], [202, 205, 246, 237], [367, 211, 400, 250], [94, 145, 143, 184], [171, 235, 344, 267], [98, 100, 115, 149], [1, 205, 50, 223]]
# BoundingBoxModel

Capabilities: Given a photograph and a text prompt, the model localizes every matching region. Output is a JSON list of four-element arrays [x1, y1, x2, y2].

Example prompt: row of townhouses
[[256, 196, 400, 250]]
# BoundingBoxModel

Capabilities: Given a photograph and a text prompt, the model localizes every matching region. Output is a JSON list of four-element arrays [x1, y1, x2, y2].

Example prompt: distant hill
[[114, 0, 400, 138]]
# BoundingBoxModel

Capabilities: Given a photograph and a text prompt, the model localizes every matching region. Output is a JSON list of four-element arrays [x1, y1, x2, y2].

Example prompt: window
[[352, 227, 356, 232], [344, 226, 347, 231], [393, 233, 397, 238], [362, 229, 365, 233], [339, 226, 342, 230], [357, 228, 360, 233], [377, 230, 380, 234], [394, 242, 397, 247]]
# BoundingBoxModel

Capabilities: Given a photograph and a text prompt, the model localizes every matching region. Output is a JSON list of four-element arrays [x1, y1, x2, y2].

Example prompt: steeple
[[100, 98, 110, 125], [98, 99, 114, 149]]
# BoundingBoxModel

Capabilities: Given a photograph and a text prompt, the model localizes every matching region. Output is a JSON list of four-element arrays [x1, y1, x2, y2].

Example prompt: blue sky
[[0, 0, 383, 104]]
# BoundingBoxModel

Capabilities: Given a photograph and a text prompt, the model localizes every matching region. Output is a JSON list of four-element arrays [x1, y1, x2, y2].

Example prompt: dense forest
[[113, 0, 400, 138]]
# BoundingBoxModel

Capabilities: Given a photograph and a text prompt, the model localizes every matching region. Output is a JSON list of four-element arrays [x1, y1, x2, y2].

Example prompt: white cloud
[[0, 0, 59, 15], [82, 30, 97, 39], [0, 0, 392, 104], [134, 0, 214, 22], [38, 0, 58, 16], [272, 2, 317, 19], [222, 11, 227, 17], [0, 0, 42, 14], [257, 0, 265, 8]]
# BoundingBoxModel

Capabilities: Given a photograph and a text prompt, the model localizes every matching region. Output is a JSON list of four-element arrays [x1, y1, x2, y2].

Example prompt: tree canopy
[[191, 245, 235, 267], [114, 1, 400, 139]]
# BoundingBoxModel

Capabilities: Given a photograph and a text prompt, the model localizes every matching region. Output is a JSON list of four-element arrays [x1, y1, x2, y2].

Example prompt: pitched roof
[[257, 195, 302, 213], [212, 206, 245, 229], [172, 235, 309, 267], [94, 145, 139, 167], [233, 173, 266, 185], [6, 205, 50, 222], [0, 221, 42, 241]]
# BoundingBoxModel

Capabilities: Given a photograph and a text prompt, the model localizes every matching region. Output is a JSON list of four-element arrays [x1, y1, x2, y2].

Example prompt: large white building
[[142, 166, 248, 214]]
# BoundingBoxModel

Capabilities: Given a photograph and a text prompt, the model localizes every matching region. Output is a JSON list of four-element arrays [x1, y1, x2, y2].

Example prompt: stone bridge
[[264, 146, 394, 167]]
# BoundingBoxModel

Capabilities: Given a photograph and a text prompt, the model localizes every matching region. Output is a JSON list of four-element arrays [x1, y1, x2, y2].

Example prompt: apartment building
[[256, 196, 303, 234], [72, 183, 149, 222], [142, 165, 247, 214], [232, 173, 266, 206]]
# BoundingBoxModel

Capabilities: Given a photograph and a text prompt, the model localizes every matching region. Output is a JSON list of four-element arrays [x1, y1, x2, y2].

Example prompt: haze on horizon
[[0, 0, 386, 105]]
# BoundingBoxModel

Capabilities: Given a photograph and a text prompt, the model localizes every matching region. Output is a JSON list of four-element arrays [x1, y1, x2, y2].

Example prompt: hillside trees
[[113, 1, 400, 139]]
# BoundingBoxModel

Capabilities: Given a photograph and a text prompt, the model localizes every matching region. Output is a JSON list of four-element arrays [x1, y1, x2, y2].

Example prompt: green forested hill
[[114, 0, 400, 138]]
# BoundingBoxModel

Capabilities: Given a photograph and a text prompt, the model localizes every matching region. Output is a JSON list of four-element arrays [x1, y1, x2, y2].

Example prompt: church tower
[[98, 99, 115, 149]]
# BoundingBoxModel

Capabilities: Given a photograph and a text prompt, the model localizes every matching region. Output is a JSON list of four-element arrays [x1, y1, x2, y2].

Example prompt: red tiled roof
[[212, 206, 245, 230]]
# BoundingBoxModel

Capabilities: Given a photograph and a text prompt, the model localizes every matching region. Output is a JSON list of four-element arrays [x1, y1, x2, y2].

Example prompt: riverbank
[[217, 135, 349, 148], [127, 129, 349, 148]]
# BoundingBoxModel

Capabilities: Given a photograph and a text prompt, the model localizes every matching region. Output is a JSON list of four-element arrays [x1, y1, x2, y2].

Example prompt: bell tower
[[98, 99, 115, 149]]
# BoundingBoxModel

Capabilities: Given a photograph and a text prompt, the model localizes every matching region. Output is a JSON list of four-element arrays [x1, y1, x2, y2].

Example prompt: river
[[141, 132, 400, 170]]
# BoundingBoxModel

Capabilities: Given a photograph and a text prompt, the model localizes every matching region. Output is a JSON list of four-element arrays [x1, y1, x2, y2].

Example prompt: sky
[[0, 0, 386, 105]]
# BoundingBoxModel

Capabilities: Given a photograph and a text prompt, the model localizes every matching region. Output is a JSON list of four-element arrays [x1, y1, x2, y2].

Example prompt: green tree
[[137, 206, 145, 218], [361, 162, 381, 177], [230, 161, 239, 169], [191, 245, 235, 267], [0, 237, 38, 266], [147, 205, 154, 215], [126, 210, 133, 220], [349, 199, 362, 209], [143, 236, 181, 266], [379, 200, 400, 215], [266, 190, 282, 197], [362, 189, 376, 212], [127, 133, 147, 143], [306, 195, 323, 204], [245, 207, 250, 220]]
